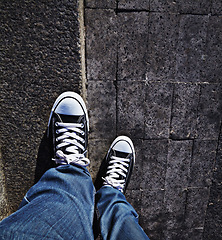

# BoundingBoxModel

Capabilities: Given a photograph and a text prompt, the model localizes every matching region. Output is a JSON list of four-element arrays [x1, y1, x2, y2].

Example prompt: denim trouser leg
[[96, 186, 150, 240], [0, 164, 95, 240]]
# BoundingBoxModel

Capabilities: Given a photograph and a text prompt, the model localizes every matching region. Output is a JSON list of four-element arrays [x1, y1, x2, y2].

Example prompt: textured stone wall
[[0, 0, 83, 218]]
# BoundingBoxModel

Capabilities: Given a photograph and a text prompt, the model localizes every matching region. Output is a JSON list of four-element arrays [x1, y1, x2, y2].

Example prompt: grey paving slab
[[196, 84, 222, 140], [87, 80, 116, 139], [140, 140, 168, 190], [85, 9, 117, 80], [164, 187, 187, 230], [85, 0, 116, 9], [117, 81, 145, 139], [140, 189, 165, 233], [150, 0, 211, 14], [170, 84, 200, 139], [204, 184, 222, 240], [88, 139, 111, 181], [201, 16, 222, 83], [189, 140, 217, 187], [146, 13, 179, 82], [203, 139, 222, 239], [175, 15, 208, 83], [163, 228, 203, 240], [165, 140, 193, 189], [118, 0, 149, 9], [117, 12, 149, 81], [150, 0, 179, 12], [178, 0, 212, 14], [184, 187, 210, 229], [145, 83, 173, 139], [125, 189, 142, 215], [211, 0, 222, 15], [0, 0, 82, 214], [127, 139, 144, 190]]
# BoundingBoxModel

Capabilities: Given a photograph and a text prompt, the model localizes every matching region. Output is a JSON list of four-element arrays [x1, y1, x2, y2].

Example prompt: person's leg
[[0, 92, 94, 240], [95, 136, 150, 240], [0, 164, 95, 240]]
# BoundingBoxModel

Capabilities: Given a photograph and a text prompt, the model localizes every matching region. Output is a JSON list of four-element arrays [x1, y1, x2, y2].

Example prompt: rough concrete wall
[[0, 0, 83, 218]]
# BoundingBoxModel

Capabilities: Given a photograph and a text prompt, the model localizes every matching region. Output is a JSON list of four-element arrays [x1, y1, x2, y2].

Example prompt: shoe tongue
[[112, 150, 129, 181], [114, 150, 129, 159], [55, 114, 84, 155], [59, 114, 83, 124]]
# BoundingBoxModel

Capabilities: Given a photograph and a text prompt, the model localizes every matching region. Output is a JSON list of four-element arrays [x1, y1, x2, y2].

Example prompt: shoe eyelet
[[81, 123, 84, 128], [81, 131, 85, 135]]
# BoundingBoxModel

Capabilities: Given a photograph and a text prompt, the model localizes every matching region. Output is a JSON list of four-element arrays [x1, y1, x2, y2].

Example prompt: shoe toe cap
[[113, 140, 133, 154], [55, 97, 84, 115]]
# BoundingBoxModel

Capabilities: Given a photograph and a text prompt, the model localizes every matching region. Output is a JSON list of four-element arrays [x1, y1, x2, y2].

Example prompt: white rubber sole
[[47, 91, 89, 131]]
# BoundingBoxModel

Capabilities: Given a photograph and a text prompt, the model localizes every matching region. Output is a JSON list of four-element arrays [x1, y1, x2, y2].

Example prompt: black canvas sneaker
[[100, 136, 135, 194], [47, 92, 89, 166]]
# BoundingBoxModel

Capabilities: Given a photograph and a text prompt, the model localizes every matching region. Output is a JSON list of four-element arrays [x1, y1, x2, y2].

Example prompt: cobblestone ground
[[85, 1, 222, 239]]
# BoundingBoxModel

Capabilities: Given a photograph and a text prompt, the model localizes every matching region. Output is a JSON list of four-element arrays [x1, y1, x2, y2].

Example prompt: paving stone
[[85, 9, 117, 80], [178, 0, 211, 14], [117, 12, 149, 80], [150, 0, 179, 12], [185, 187, 210, 229], [145, 83, 173, 139], [203, 139, 222, 239], [88, 139, 111, 181], [117, 81, 145, 139], [127, 139, 144, 190], [163, 228, 204, 240], [146, 13, 179, 82], [190, 140, 217, 187], [118, 0, 149, 9], [176, 15, 208, 83], [164, 187, 187, 230], [125, 189, 142, 215], [165, 140, 193, 189], [197, 84, 222, 140], [140, 189, 165, 233], [201, 16, 222, 83], [145, 231, 162, 240], [140, 140, 168, 190], [150, 0, 211, 14], [170, 84, 200, 139], [203, 184, 222, 240], [211, 0, 222, 15], [85, 0, 116, 9], [182, 228, 204, 240], [87, 80, 116, 139]]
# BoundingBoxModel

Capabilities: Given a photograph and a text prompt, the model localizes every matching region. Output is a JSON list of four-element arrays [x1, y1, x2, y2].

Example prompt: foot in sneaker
[[47, 92, 90, 167], [102, 136, 135, 194]]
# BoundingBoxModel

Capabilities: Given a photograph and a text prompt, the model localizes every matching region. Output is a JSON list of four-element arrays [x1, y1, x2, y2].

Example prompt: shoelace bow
[[103, 155, 130, 192], [53, 122, 90, 166]]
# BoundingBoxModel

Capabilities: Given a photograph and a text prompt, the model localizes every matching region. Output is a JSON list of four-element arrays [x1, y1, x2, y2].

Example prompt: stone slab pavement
[[85, 1, 222, 239]]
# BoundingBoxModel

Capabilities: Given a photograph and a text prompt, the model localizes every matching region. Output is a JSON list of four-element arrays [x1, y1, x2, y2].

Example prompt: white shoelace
[[103, 155, 130, 192], [53, 122, 90, 166]]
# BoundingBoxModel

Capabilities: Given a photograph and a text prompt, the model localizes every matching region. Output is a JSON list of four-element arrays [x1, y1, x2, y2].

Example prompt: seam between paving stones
[[87, 79, 222, 85], [169, 84, 175, 139], [85, 7, 222, 16]]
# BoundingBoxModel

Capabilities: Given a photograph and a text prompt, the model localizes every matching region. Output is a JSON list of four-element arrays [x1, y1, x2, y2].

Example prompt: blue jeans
[[0, 164, 149, 240]]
